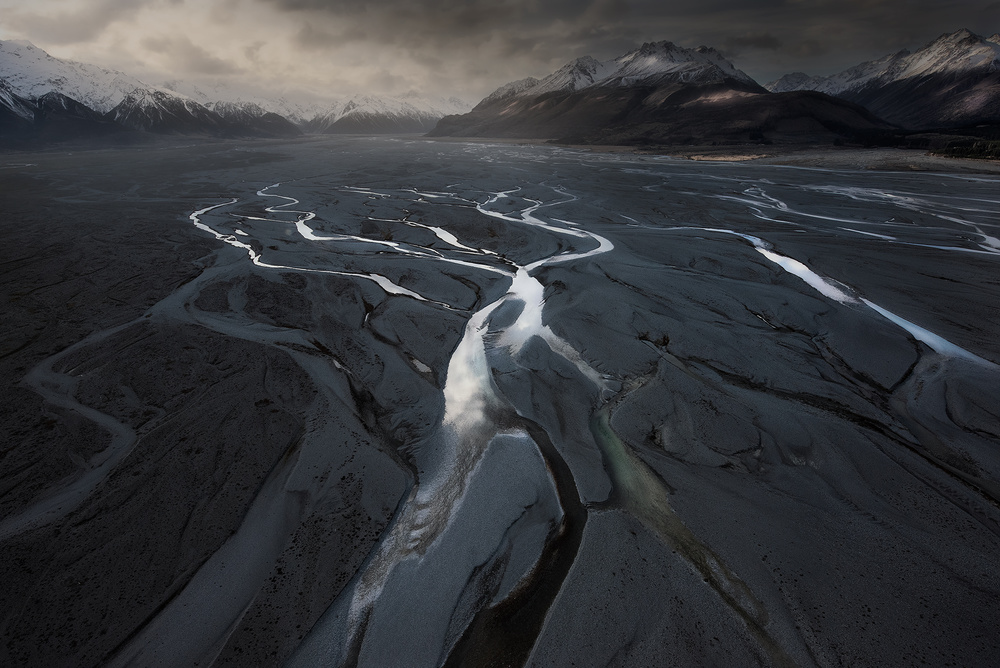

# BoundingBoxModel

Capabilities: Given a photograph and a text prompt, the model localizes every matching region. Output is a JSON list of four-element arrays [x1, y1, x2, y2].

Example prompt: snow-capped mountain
[[32, 90, 125, 141], [0, 37, 470, 140], [485, 41, 758, 105], [766, 71, 822, 94], [522, 56, 612, 97], [160, 77, 470, 134], [433, 40, 765, 139], [211, 96, 324, 126], [431, 39, 890, 146], [0, 39, 248, 137], [161, 79, 327, 125], [766, 29, 1000, 128], [0, 78, 37, 143], [0, 39, 318, 138], [106, 89, 228, 135], [0, 78, 35, 122], [397, 92, 470, 117], [767, 30, 999, 96], [305, 94, 471, 134], [206, 100, 302, 137], [35, 90, 106, 121], [477, 77, 542, 106], [611, 42, 756, 86], [102, 89, 302, 137], [1, 79, 126, 145], [0, 39, 154, 114]]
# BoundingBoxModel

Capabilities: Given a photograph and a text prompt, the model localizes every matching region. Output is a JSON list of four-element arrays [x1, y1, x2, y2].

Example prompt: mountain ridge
[[305, 94, 470, 134], [0, 39, 471, 140], [430, 40, 890, 146], [497, 40, 762, 102], [4, 29, 1000, 146], [766, 28, 1000, 129], [0, 78, 130, 145]]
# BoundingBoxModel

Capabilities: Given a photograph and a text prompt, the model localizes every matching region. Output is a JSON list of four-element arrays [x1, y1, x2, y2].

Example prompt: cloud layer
[[1, 0, 997, 101]]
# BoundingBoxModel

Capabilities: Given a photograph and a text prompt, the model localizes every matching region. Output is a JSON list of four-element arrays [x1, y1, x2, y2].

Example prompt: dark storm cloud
[[4, 0, 146, 45], [3, 0, 997, 98], [259, 0, 1000, 78], [725, 33, 783, 51], [295, 23, 369, 50], [243, 41, 266, 63], [142, 35, 244, 75], [263, 0, 636, 49]]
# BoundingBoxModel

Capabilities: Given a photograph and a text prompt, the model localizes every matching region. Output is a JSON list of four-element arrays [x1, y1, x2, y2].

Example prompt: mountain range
[[430, 40, 892, 145], [0, 78, 127, 144], [161, 79, 468, 134], [2, 29, 1000, 149], [303, 94, 469, 134], [0, 39, 470, 145], [767, 29, 1000, 129]]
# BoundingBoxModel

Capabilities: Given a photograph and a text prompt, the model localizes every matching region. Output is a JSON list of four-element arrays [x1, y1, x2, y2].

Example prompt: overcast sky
[[1, 0, 997, 101]]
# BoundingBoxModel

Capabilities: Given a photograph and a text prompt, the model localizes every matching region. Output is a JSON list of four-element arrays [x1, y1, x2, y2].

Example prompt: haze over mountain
[[303, 94, 470, 134], [431, 41, 891, 146], [767, 29, 1000, 129], [0, 39, 297, 139], [0, 39, 470, 143]]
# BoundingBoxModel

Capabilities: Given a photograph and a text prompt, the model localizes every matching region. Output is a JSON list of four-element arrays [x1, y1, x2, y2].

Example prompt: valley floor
[[2, 136, 999, 667]]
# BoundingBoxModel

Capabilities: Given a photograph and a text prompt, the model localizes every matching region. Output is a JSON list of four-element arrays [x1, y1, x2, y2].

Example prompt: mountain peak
[[527, 56, 614, 95], [932, 28, 980, 44], [478, 77, 542, 107], [765, 71, 822, 93], [612, 40, 756, 86], [569, 55, 603, 70], [764, 27, 1000, 129], [304, 93, 470, 134], [485, 39, 759, 102], [637, 40, 677, 53], [771, 27, 999, 95], [0, 38, 153, 113]]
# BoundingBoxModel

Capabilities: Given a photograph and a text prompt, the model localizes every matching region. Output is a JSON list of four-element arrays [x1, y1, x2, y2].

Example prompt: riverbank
[[422, 135, 1000, 174]]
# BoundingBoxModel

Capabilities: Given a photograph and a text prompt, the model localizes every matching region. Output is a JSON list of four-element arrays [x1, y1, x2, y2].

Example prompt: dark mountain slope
[[767, 29, 1000, 130], [431, 41, 892, 146]]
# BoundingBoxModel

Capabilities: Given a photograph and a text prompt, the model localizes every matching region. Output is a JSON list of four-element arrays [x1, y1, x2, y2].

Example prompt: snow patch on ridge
[[484, 40, 758, 103], [0, 39, 184, 113], [766, 28, 1000, 95]]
